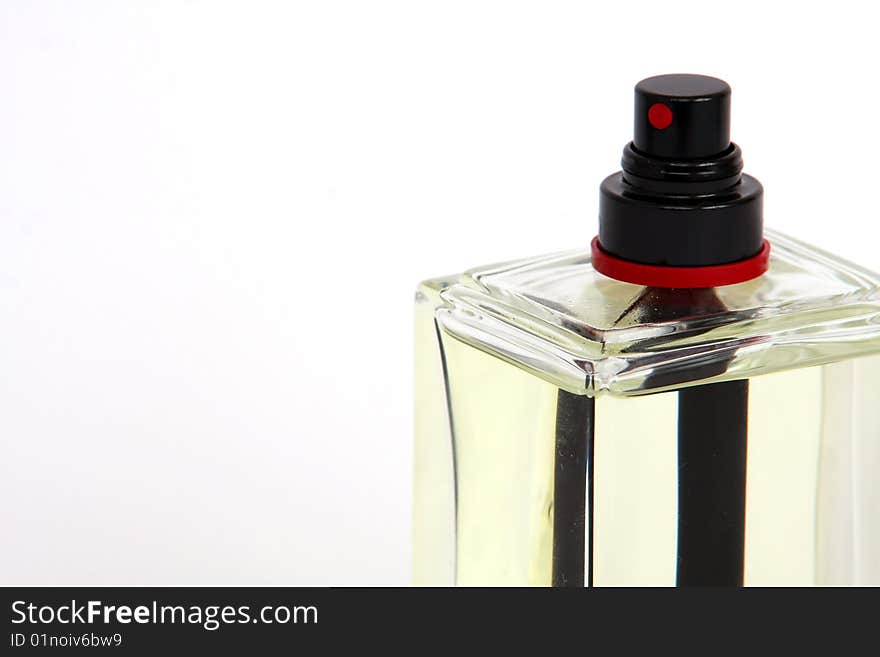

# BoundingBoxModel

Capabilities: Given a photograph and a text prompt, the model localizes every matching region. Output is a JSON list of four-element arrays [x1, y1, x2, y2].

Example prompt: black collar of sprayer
[[593, 74, 767, 287]]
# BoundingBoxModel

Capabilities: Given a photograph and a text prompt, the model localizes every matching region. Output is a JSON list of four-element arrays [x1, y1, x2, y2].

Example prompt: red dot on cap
[[648, 102, 673, 130]]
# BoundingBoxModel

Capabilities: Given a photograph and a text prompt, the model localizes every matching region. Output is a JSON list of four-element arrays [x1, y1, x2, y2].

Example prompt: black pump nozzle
[[598, 73, 763, 268], [634, 74, 731, 159]]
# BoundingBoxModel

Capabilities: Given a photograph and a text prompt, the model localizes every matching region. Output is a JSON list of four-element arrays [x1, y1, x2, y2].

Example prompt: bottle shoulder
[[417, 229, 880, 396]]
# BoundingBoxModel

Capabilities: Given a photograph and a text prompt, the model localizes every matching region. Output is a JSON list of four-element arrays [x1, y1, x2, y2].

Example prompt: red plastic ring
[[591, 237, 770, 288]]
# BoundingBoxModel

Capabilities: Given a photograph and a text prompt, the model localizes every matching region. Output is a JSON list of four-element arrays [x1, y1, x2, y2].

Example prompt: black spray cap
[[597, 74, 764, 269], [634, 74, 731, 159]]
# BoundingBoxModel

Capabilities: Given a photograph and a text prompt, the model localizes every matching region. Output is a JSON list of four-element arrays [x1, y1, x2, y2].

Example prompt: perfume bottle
[[413, 74, 880, 587]]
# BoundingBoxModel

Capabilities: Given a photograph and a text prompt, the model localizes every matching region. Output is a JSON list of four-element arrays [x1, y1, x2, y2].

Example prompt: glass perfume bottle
[[413, 74, 880, 587]]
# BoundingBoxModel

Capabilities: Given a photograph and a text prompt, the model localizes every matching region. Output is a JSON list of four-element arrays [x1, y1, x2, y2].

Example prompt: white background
[[1, 1, 878, 585]]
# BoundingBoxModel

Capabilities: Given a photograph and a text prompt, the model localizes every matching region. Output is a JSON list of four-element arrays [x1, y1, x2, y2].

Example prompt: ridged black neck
[[621, 142, 743, 196]]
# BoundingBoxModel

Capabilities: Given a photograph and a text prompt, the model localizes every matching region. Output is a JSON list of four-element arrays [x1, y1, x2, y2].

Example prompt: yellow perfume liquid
[[415, 306, 880, 586]]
